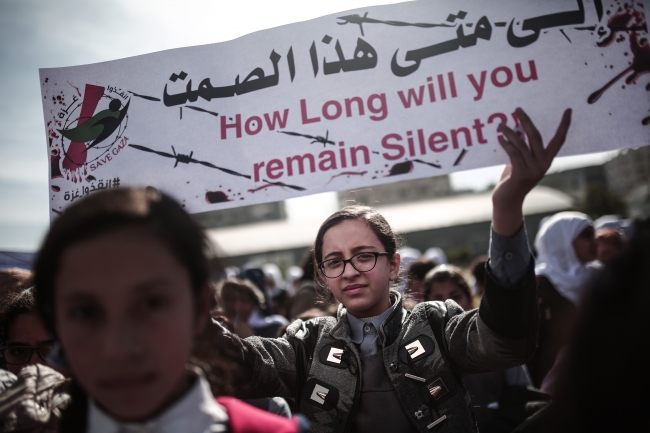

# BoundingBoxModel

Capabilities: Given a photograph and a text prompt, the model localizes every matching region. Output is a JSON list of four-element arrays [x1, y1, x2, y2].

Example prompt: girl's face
[[573, 225, 598, 263], [426, 280, 472, 311], [5, 312, 54, 375], [222, 292, 255, 321], [54, 227, 205, 421], [321, 219, 400, 318]]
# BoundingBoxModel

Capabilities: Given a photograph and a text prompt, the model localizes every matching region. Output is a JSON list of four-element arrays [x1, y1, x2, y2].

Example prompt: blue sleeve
[[487, 223, 532, 287]]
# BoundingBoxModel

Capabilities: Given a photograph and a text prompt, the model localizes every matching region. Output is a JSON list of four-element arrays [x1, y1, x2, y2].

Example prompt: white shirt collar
[[347, 295, 397, 346], [87, 369, 228, 433]]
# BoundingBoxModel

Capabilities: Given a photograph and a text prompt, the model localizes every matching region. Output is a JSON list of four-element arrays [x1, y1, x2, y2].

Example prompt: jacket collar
[[332, 291, 406, 347], [380, 291, 407, 347]]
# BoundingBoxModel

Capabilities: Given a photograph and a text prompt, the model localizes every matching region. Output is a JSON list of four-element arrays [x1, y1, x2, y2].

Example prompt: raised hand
[[492, 107, 572, 237]]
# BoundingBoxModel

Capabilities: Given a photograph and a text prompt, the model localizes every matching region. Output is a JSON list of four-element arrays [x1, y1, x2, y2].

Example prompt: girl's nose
[[102, 315, 144, 361], [341, 260, 361, 278]]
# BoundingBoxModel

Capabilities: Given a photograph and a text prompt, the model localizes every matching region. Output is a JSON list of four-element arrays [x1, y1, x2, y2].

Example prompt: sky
[[0, 0, 619, 252]]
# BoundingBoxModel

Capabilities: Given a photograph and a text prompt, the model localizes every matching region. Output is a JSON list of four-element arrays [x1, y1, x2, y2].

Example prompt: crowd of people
[[0, 108, 648, 432]]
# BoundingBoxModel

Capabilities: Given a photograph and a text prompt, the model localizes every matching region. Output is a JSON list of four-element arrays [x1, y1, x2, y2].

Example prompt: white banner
[[40, 0, 650, 218]]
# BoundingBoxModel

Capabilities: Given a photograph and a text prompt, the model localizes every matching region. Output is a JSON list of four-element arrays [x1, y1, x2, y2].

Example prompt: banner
[[40, 0, 649, 218]]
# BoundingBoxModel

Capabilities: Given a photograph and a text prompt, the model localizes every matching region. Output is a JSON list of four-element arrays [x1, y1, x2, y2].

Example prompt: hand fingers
[[515, 108, 545, 162], [545, 109, 572, 160], [498, 123, 535, 168], [498, 135, 526, 169]]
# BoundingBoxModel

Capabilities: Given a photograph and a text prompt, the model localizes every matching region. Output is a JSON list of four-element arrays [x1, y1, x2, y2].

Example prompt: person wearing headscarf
[[527, 211, 598, 387]]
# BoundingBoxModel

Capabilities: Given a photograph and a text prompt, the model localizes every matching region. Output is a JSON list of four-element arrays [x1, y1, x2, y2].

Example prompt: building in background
[[535, 146, 650, 220], [604, 146, 650, 219], [539, 165, 607, 203], [338, 176, 453, 207], [192, 201, 286, 229], [207, 186, 573, 268], [604, 146, 650, 197]]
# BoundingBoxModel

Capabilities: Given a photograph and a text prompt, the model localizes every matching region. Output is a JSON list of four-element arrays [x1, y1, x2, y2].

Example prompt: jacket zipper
[[343, 362, 361, 433], [339, 296, 400, 433], [342, 355, 361, 433]]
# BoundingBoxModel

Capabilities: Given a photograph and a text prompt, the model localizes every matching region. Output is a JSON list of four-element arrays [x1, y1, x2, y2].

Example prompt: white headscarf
[[534, 212, 597, 305]]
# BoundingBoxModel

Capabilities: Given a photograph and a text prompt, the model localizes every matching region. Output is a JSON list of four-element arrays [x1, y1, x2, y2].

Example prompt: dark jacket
[[526, 276, 577, 388], [204, 263, 538, 433]]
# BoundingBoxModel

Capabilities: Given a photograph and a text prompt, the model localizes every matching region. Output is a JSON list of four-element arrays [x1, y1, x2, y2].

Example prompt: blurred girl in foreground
[[32, 188, 308, 433]]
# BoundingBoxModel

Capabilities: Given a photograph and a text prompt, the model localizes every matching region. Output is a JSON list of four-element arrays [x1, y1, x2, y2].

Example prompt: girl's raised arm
[[491, 108, 572, 238]]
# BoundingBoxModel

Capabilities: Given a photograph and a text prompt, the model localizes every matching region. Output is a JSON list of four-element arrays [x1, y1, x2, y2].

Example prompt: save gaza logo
[[49, 83, 130, 183]]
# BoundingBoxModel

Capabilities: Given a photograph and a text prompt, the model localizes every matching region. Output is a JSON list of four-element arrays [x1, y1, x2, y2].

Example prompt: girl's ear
[[194, 283, 213, 335], [389, 252, 401, 281]]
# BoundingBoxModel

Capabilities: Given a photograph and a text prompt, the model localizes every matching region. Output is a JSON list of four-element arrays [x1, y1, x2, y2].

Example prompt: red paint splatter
[[325, 171, 368, 185], [67, 81, 81, 97], [454, 149, 468, 166], [386, 161, 413, 176], [51, 209, 62, 215], [627, 33, 650, 83], [50, 152, 63, 179], [247, 184, 277, 193], [51, 185, 60, 192], [589, 31, 650, 107], [597, 5, 646, 47], [205, 191, 231, 203]]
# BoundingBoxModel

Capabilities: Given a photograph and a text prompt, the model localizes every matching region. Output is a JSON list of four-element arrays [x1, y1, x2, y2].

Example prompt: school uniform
[[87, 370, 229, 433], [87, 370, 308, 433]]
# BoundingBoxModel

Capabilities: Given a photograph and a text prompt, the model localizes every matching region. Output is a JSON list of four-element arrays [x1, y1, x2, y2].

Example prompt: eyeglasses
[[318, 252, 391, 278], [1, 343, 54, 365]]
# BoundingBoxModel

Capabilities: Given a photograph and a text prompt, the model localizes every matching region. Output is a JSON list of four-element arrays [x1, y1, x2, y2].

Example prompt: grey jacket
[[207, 263, 538, 433], [0, 364, 70, 433]]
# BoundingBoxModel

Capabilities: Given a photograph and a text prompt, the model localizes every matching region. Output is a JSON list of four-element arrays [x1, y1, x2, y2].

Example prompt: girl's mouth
[[343, 284, 365, 295]]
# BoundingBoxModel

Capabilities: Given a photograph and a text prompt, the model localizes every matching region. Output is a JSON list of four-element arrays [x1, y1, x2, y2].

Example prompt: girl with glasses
[[0, 287, 54, 375], [203, 108, 571, 432], [0, 286, 68, 433]]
